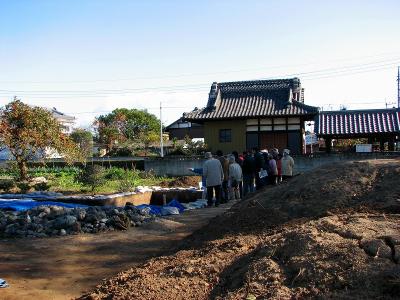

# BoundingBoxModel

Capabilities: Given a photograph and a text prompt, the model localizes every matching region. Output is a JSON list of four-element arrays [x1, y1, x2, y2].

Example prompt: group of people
[[195, 147, 295, 207]]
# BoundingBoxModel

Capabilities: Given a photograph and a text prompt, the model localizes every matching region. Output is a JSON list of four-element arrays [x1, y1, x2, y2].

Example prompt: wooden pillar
[[388, 136, 395, 151], [325, 137, 332, 153], [380, 139, 385, 151]]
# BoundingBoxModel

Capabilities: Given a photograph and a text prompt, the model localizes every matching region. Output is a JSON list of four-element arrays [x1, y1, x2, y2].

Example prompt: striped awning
[[315, 109, 400, 136]]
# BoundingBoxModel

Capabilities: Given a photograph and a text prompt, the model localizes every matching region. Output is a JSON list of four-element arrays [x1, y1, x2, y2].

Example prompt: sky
[[1, 0, 400, 129]]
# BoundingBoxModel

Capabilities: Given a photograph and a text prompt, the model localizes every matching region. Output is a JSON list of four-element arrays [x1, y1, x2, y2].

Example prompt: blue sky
[[1, 0, 400, 127]]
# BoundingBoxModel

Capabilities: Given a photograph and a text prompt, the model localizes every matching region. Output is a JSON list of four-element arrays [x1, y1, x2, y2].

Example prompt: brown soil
[[0, 202, 236, 300], [160, 176, 201, 188], [79, 159, 400, 300]]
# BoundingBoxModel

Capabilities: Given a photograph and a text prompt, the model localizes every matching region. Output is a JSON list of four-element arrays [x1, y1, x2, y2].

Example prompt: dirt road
[[0, 202, 235, 300]]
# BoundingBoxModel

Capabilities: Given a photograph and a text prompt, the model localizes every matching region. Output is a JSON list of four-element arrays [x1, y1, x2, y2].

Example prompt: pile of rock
[[0, 204, 154, 238]]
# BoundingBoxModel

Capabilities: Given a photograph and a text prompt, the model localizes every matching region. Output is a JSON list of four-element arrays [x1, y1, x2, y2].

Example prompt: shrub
[[17, 181, 31, 193], [34, 182, 51, 191], [0, 179, 16, 192], [105, 167, 127, 180], [118, 178, 135, 192], [109, 147, 134, 157], [138, 170, 155, 179], [78, 165, 106, 193]]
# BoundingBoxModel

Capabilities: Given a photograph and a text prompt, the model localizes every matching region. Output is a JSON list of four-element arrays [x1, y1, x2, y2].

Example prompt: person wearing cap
[[281, 149, 295, 179], [203, 152, 224, 207], [267, 153, 278, 185]]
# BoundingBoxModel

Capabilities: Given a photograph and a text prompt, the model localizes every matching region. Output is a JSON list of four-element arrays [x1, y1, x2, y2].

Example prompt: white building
[[50, 107, 76, 135]]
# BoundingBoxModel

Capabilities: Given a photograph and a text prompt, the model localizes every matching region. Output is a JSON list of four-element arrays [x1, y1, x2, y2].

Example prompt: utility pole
[[397, 66, 400, 108], [160, 101, 164, 157]]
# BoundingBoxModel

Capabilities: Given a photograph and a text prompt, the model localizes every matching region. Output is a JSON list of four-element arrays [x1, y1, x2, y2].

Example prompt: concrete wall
[[292, 152, 399, 174], [145, 157, 205, 176], [145, 152, 400, 176]]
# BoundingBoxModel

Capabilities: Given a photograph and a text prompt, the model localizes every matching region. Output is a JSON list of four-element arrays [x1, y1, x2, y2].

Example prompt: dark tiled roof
[[184, 78, 317, 120], [315, 109, 400, 136], [185, 96, 318, 120]]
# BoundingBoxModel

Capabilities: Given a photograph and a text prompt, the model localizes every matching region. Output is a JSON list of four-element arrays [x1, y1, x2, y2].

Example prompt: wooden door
[[260, 133, 288, 151]]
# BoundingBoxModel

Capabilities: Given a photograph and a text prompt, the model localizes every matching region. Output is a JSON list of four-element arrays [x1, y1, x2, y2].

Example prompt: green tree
[[71, 128, 93, 158], [94, 108, 160, 153], [0, 100, 81, 181]]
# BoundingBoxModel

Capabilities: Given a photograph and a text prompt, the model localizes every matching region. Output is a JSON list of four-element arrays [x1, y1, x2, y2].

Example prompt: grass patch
[[0, 166, 173, 194]]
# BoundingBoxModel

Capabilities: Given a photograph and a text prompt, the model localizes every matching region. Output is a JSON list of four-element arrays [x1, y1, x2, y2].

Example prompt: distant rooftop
[[50, 107, 75, 122], [315, 108, 400, 136]]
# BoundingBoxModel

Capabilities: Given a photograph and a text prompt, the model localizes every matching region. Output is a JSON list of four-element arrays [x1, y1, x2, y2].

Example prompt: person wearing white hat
[[281, 149, 295, 179]]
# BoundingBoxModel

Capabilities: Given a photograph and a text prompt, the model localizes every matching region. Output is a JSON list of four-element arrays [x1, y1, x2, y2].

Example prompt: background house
[[165, 117, 204, 140], [51, 107, 76, 134], [183, 78, 318, 154]]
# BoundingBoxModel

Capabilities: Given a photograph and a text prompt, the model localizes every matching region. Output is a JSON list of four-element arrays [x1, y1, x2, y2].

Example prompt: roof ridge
[[320, 108, 399, 114], [219, 78, 299, 86]]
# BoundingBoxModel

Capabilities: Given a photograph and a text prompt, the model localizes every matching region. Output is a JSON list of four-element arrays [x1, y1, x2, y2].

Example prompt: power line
[[66, 106, 194, 115], [0, 57, 399, 97], [0, 59, 398, 101], [1, 51, 399, 84]]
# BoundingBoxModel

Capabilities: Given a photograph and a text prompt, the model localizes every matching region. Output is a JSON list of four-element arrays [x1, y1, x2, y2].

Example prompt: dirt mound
[[160, 176, 201, 188], [201, 159, 400, 238], [79, 159, 400, 300]]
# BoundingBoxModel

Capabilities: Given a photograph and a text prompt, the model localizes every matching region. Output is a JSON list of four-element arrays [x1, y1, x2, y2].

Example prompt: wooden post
[[325, 137, 332, 153]]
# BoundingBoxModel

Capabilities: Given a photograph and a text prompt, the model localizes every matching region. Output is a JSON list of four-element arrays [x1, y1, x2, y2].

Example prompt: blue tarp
[[0, 198, 186, 216], [136, 199, 186, 216], [167, 199, 185, 213], [0, 199, 88, 211], [136, 204, 163, 216]]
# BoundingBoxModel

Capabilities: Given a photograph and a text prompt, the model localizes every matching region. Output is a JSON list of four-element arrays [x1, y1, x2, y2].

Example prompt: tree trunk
[[17, 158, 28, 181]]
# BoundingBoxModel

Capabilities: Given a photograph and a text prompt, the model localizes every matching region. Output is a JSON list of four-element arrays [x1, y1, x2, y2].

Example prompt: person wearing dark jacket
[[253, 147, 265, 190], [216, 150, 229, 203], [242, 150, 256, 196]]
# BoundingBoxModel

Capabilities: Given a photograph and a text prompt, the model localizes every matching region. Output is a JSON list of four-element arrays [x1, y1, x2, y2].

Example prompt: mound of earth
[[79, 159, 400, 300], [160, 176, 201, 188]]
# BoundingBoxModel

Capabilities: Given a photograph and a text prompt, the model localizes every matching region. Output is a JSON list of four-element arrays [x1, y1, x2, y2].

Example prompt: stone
[[75, 209, 86, 221], [4, 224, 19, 235], [38, 206, 51, 214], [59, 229, 67, 236], [394, 245, 400, 264], [85, 207, 106, 223], [128, 212, 145, 223], [54, 215, 77, 229], [108, 214, 130, 230], [30, 177, 48, 184], [71, 222, 81, 232], [360, 239, 392, 259], [35, 232, 48, 238], [48, 206, 66, 219], [38, 212, 48, 218]]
